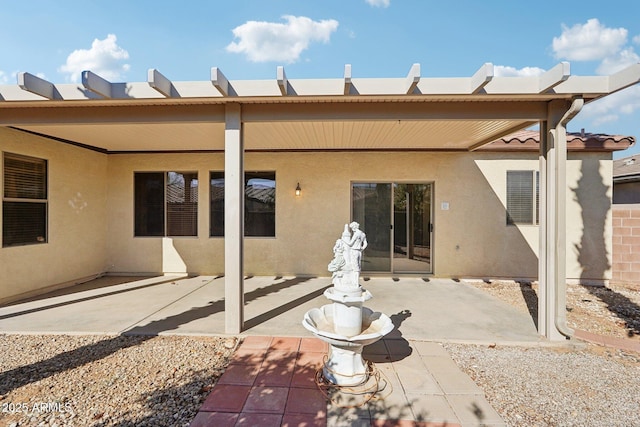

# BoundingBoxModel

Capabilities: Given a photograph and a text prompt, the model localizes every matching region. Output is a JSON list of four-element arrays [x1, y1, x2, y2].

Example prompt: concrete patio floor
[[0, 275, 541, 344], [0, 275, 548, 426]]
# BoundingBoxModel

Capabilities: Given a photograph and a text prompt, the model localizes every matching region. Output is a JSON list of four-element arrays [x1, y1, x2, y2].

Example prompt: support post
[[538, 98, 582, 340], [224, 103, 244, 334]]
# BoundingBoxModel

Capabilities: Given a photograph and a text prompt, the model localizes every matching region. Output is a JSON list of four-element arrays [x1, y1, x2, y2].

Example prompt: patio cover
[[1, 62, 639, 340]]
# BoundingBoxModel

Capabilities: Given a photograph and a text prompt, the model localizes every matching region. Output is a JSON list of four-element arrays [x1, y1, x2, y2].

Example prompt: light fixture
[[295, 182, 301, 196]]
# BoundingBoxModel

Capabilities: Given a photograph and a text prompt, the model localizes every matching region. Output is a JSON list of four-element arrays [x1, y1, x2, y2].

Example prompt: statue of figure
[[327, 222, 368, 289], [342, 221, 368, 278], [328, 239, 347, 287]]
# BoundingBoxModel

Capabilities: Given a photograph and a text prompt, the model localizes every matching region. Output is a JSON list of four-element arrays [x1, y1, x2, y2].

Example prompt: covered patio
[[2, 62, 639, 340], [0, 275, 540, 344]]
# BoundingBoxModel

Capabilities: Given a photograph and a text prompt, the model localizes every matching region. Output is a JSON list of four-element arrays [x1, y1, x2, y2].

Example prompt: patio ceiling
[[1, 63, 639, 153]]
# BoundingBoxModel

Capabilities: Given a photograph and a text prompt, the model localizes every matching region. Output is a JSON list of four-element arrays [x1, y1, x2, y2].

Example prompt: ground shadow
[[243, 277, 326, 330], [0, 276, 176, 317], [517, 280, 539, 329], [572, 158, 640, 337]]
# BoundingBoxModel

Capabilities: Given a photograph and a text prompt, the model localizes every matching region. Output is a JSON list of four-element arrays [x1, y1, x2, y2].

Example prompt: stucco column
[[224, 103, 244, 334], [538, 98, 582, 340]]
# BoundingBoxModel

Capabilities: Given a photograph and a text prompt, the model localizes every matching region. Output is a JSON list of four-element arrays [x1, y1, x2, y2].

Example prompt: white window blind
[[506, 170, 539, 225], [3, 152, 48, 247], [134, 171, 198, 237]]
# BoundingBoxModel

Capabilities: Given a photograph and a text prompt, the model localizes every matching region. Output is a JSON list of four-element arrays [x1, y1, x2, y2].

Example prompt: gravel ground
[[0, 335, 236, 427], [453, 280, 640, 426]]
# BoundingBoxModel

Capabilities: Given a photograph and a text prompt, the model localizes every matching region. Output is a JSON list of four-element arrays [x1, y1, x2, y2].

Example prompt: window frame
[[506, 170, 539, 226], [209, 171, 276, 238], [2, 152, 48, 248], [134, 171, 199, 238]]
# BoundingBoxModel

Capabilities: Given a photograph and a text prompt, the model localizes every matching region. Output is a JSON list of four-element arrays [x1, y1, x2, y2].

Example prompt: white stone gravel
[[444, 342, 640, 427], [0, 334, 236, 427]]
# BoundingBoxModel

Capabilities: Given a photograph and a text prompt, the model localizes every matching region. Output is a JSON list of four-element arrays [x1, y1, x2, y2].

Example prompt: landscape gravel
[[0, 334, 236, 427], [455, 279, 640, 426]]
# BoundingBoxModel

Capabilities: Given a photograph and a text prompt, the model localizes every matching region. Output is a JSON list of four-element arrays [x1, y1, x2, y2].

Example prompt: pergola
[[1, 62, 639, 339]]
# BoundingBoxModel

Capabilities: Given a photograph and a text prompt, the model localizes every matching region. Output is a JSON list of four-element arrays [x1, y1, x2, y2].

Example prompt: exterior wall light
[[295, 182, 302, 196]]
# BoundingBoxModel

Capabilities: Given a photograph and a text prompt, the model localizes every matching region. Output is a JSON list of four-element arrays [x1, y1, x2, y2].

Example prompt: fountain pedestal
[[302, 222, 393, 386]]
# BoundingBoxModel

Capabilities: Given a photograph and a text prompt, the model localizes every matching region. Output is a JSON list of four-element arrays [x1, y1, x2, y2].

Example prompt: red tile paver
[[229, 346, 267, 366], [255, 362, 295, 387], [199, 384, 251, 412], [291, 365, 320, 388], [189, 411, 239, 427], [285, 387, 327, 416], [282, 413, 327, 426], [235, 412, 284, 426], [264, 349, 298, 366], [217, 363, 260, 386], [300, 337, 328, 352], [574, 329, 640, 353], [269, 336, 301, 351], [242, 386, 290, 413], [239, 335, 272, 349], [296, 351, 325, 369]]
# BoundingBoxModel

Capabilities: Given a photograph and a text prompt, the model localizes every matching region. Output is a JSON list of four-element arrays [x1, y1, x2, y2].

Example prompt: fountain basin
[[302, 304, 394, 346], [302, 304, 394, 385]]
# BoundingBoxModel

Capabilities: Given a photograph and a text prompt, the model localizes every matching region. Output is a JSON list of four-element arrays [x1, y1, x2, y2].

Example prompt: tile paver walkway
[[190, 336, 506, 427]]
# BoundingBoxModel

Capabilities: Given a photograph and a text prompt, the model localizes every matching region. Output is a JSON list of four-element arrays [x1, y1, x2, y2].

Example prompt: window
[[135, 172, 198, 237], [506, 170, 539, 225], [3, 152, 48, 247], [210, 171, 276, 237]]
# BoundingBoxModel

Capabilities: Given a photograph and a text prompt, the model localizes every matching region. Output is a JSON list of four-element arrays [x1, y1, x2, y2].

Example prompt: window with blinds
[[209, 171, 276, 237], [506, 170, 539, 225], [134, 171, 198, 237], [3, 152, 48, 247]]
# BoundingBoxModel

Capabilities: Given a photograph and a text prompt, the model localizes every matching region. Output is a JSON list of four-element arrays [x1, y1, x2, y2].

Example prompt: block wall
[[612, 205, 640, 283]]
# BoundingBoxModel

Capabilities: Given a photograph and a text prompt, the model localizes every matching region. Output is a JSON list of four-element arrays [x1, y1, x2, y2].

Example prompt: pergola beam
[[406, 63, 420, 94], [211, 67, 235, 96], [344, 64, 353, 95], [539, 62, 570, 93], [608, 63, 640, 93], [277, 66, 290, 96], [470, 63, 494, 94], [148, 69, 178, 97], [82, 71, 113, 98], [17, 72, 59, 100]]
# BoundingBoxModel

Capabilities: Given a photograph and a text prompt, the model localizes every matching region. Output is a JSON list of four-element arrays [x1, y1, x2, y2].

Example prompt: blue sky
[[1, 0, 639, 158]]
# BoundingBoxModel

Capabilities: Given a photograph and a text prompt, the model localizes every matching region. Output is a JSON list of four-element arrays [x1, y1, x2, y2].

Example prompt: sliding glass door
[[352, 182, 432, 274]]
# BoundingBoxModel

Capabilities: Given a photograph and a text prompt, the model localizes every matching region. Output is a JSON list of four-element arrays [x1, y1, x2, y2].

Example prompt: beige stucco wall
[[106, 150, 612, 282], [0, 127, 108, 302], [0, 127, 613, 303]]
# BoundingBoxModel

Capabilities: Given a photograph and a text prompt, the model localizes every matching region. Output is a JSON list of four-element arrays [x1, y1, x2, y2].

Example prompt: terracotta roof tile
[[483, 129, 635, 152]]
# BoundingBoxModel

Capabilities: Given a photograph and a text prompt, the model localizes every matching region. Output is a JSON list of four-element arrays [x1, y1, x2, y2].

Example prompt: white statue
[[328, 222, 368, 288], [342, 222, 368, 274]]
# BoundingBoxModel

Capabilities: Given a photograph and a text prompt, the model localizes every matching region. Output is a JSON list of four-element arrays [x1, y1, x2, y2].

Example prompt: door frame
[[351, 181, 434, 274]]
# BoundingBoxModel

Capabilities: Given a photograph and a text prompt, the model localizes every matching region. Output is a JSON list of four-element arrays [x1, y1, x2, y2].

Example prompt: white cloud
[[59, 34, 130, 83], [494, 65, 545, 77], [226, 15, 339, 63], [550, 19, 640, 130], [596, 47, 640, 75], [552, 18, 627, 61], [579, 86, 640, 126], [0, 70, 9, 84], [365, 0, 390, 7]]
